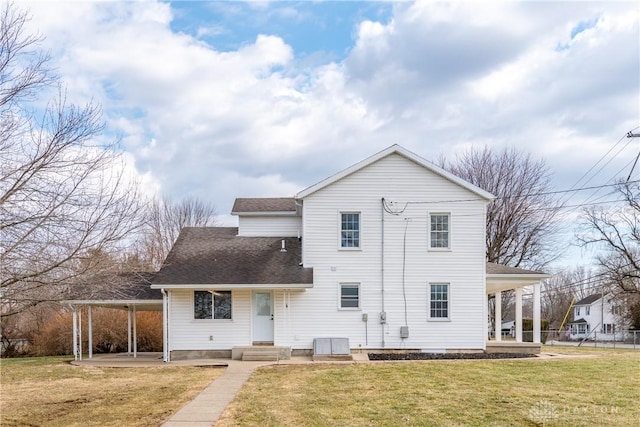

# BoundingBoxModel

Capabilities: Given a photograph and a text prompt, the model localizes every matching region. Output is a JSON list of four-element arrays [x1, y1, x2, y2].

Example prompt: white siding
[[295, 153, 487, 351], [238, 216, 302, 237], [168, 289, 252, 350]]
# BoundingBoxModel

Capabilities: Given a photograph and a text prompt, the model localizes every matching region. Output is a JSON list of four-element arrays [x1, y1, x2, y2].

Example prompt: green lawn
[[0, 356, 224, 427], [217, 347, 640, 427]]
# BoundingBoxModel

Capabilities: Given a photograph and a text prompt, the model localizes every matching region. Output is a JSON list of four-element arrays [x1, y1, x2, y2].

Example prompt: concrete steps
[[242, 350, 280, 361]]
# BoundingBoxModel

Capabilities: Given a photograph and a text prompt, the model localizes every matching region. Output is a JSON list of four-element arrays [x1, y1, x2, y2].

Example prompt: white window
[[585, 306, 590, 315], [575, 307, 580, 317], [339, 283, 360, 309], [194, 290, 232, 320], [429, 283, 449, 319], [340, 212, 360, 248], [429, 213, 450, 249]]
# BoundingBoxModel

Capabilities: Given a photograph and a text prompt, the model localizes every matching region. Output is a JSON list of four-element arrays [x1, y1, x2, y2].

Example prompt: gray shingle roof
[[153, 227, 313, 286], [231, 198, 296, 214], [486, 262, 546, 275], [65, 272, 162, 301], [574, 294, 602, 306]]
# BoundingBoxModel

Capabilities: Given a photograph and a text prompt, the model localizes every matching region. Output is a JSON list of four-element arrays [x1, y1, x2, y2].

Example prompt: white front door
[[253, 291, 274, 343]]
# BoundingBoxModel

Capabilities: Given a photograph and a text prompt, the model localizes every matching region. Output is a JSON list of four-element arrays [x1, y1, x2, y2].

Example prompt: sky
[[17, 0, 640, 269]]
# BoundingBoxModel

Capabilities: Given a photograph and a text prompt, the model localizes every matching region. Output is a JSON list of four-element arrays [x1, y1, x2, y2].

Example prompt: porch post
[[494, 291, 502, 342], [133, 305, 137, 358], [515, 288, 523, 343], [72, 308, 78, 361], [78, 308, 82, 360], [533, 282, 541, 344], [127, 307, 132, 356], [88, 306, 93, 359], [162, 289, 169, 363]]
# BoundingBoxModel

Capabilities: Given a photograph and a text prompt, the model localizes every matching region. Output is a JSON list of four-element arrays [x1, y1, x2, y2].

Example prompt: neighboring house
[[569, 293, 628, 341], [65, 145, 548, 361], [148, 145, 547, 361]]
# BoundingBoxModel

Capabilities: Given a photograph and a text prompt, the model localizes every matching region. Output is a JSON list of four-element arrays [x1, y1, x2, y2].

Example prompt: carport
[[64, 272, 162, 360]]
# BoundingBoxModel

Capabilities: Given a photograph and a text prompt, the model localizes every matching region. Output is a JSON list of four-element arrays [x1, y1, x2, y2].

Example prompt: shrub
[[29, 307, 162, 356]]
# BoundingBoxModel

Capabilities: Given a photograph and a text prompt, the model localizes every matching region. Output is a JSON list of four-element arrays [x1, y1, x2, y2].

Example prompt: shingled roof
[[486, 262, 546, 275], [64, 272, 162, 306], [152, 227, 313, 287], [574, 294, 602, 306], [231, 198, 297, 214]]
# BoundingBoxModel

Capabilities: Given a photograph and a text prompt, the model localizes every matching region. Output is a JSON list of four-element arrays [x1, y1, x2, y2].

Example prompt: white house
[[569, 293, 627, 341], [67, 145, 548, 361]]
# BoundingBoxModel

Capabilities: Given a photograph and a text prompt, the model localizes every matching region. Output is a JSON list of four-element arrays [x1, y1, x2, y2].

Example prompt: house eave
[[231, 211, 298, 217], [486, 273, 550, 293], [150, 283, 313, 290]]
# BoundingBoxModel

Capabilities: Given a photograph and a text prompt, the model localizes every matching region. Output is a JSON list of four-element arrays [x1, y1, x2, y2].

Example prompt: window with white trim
[[340, 283, 360, 309], [194, 290, 232, 320], [340, 212, 360, 248], [429, 283, 449, 319], [575, 307, 580, 317], [429, 213, 450, 249], [585, 306, 590, 315]]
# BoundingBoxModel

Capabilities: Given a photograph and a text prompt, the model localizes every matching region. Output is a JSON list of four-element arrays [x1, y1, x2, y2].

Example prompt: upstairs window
[[429, 283, 450, 319], [585, 306, 590, 315], [340, 212, 360, 248], [194, 290, 232, 320], [575, 307, 580, 317], [429, 213, 450, 249]]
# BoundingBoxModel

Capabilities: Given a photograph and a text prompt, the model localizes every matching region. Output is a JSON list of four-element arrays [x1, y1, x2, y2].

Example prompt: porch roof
[[151, 227, 313, 288], [64, 272, 162, 310], [486, 262, 549, 293]]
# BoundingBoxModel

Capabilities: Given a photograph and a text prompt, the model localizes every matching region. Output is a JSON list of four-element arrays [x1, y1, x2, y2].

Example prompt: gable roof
[[231, 197, 297, 215], [575, 294, 602, 306], [152, 227, 313, 288], [296, 144, 495, 200]]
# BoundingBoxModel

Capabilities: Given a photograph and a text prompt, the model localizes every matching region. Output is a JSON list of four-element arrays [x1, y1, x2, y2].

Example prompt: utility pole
[[627, 130, 640, 182]]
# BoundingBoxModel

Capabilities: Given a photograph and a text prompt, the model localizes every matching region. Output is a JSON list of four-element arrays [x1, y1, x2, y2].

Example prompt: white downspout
[[380, 198, 386, 348]]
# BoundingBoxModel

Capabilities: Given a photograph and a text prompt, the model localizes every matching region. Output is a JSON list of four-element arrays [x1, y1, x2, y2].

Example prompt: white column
[[72, 308, 78, 360], [515, 288, 523, 343], [78, 308, 82, 360], [533, 282, 541, 344], [88, 306, 93, 359], [162, 290, 168, 362], [127, 307, 132, 356], [133, 305, 137, 358], [494, 291, 502, 342]]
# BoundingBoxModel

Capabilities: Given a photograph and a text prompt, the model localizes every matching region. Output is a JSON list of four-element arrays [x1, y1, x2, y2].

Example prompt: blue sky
[[18, 0, 640, 269], [169, 1, 393, 59]]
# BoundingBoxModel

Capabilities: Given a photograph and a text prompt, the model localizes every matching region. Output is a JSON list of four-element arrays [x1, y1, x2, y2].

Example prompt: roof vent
[[280, 239, 287, 253]]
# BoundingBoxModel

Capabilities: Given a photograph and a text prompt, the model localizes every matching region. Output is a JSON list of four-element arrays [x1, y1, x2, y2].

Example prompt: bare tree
[[137, 195, 218, 268], [579, 180, 640, 293], [440, 146, 564, 269], [0, 3, 145, 317]]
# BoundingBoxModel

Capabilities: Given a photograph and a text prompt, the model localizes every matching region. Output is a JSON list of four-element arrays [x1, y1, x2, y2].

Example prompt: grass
[[0, 356, 224, 427], [217, 347, 640, 427]]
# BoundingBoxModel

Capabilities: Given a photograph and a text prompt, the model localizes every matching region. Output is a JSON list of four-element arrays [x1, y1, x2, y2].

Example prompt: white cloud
[[18, 0, 639, 251]]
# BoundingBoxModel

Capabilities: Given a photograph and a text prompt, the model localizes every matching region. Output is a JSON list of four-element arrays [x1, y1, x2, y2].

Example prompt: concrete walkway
[[162, 360, 272, 427]]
